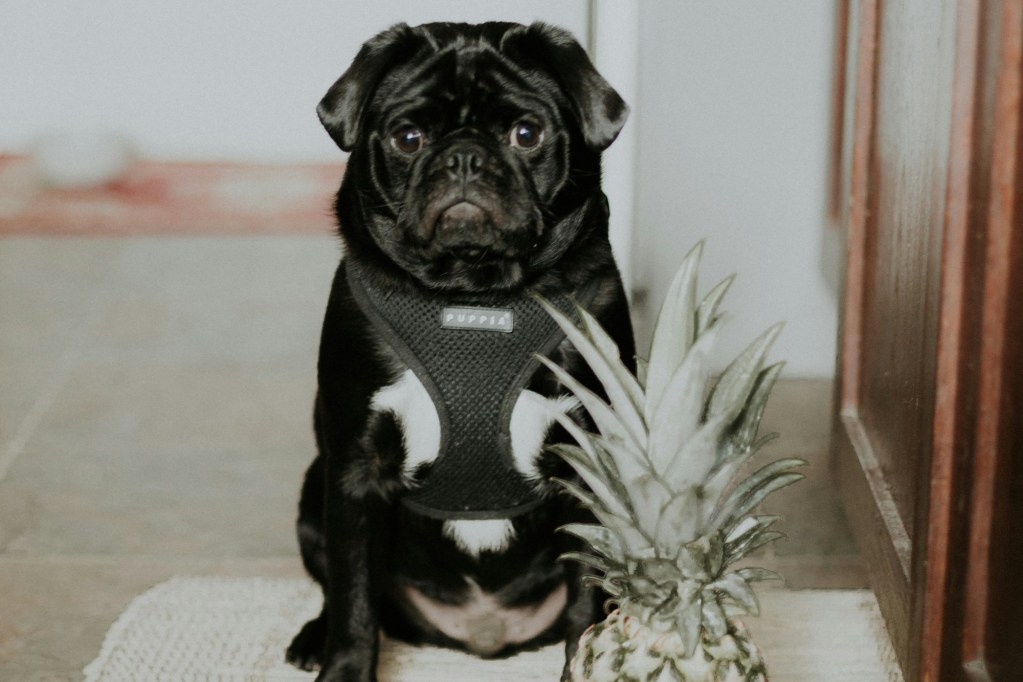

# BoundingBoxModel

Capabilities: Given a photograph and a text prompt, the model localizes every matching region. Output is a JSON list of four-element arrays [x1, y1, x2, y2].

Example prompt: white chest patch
[[509, 390, 580, 481], [443, 519, 516, 557], [370, 369, 441, 483]]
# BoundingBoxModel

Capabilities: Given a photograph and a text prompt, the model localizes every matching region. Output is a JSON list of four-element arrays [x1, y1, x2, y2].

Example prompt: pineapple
[[535, 243, 805, 682]]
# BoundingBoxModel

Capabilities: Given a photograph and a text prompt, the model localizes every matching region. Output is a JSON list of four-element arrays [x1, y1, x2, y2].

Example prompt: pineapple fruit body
[[536, 243, 803, 682], [570, 605, 767, 682]]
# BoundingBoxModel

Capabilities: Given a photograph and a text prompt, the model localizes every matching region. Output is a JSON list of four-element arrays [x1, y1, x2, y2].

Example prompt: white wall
[[0, 1, 588, 162], [1, 0, 839, 377], [591, 0, 641, 302], [631, 0, 839, 377]]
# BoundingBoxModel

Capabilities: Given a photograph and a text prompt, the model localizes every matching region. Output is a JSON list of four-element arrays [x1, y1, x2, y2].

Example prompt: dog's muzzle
[[435, 201, 494, 258]]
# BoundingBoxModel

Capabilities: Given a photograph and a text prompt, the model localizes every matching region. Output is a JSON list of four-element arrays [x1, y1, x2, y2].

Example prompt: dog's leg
[[297, 454, 329, 583], [286, 455, 329, 670], [315, 386, 397, 682], [316, 460, 388, 682], [557, 548, 604, 681], [289, 385, 394, 681]]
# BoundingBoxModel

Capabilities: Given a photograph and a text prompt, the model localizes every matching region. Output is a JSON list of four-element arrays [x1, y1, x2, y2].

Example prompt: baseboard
[[0, 155, 343, 236]]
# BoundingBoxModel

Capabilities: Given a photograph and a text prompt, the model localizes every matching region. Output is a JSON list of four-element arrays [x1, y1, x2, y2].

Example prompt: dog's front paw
[[286, 615, 377, 682], [315, 653, 377, 682], [286, 615, 326, 672]]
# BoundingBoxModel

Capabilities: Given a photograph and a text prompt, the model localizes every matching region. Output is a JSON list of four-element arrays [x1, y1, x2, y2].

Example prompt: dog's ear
[[502, 23, 628, 151], [317, 23, 419, 151]]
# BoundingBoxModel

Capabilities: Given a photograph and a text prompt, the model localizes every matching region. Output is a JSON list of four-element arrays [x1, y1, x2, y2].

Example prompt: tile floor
[[0, 236, 864, 681]]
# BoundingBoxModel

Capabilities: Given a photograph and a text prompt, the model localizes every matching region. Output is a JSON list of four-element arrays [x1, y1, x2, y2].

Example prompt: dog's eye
[[509, 122, 543, 150], [391, 127, 425, 154]]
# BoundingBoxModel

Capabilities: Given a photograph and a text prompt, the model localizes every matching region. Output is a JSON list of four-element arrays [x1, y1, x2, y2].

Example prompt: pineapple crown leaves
[[534, 243, 806, 656]]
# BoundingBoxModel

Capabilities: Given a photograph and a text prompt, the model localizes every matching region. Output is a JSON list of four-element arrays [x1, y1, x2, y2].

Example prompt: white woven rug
[[83, 577, 903, 682]]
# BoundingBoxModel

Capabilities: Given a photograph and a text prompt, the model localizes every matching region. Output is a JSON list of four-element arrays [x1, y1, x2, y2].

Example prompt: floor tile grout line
[[0, 291, 112, 485]]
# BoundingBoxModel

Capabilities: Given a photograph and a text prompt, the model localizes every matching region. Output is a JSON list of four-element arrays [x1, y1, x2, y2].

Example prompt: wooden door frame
[[959, 1, 1023, 678], [833, 0, 921, 675], [833, 1, 1023, 680]]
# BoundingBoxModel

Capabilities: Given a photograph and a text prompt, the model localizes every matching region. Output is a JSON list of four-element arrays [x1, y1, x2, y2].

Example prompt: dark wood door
[[831, 1, 1023, 680]]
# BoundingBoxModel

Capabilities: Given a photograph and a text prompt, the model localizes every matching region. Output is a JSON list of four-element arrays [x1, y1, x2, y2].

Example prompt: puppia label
[[441, 306, 514, 333]]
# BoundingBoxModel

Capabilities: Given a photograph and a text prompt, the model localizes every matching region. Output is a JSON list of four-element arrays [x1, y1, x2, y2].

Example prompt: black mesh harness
[[346, 260, 598, 520]]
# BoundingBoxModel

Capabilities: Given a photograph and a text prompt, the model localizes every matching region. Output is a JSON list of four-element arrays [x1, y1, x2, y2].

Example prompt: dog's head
[[319, 22, 627, 292]]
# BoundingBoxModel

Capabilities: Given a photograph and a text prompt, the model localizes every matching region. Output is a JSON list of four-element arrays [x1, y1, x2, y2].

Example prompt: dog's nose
[[445, 149, 483, 181]]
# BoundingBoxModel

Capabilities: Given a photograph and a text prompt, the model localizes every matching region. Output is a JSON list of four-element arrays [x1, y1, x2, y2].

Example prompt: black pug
[[287, 21, 635, 682]]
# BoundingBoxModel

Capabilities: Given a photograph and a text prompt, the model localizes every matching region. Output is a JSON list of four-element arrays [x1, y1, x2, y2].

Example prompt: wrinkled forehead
[[369, 43, 565, 131]]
